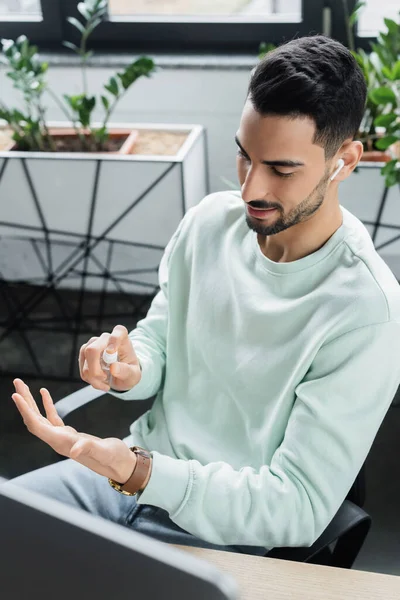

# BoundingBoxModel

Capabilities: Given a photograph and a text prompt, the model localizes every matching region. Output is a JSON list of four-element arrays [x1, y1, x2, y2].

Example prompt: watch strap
[[120, 446, 151, 495]]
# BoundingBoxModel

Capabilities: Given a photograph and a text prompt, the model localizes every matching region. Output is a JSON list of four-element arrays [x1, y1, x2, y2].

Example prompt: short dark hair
[[248, 35, 367, 158]]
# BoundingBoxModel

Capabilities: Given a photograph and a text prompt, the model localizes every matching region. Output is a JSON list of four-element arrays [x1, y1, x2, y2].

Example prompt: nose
[[240, 164, 268, 204]]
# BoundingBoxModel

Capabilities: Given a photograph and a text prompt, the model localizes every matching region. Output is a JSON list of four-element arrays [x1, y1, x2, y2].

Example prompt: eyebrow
[[234, 135, 305, 168]]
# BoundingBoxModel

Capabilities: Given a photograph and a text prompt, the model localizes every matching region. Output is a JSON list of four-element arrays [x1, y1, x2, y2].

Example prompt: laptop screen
[[0, 482, 238, 600]]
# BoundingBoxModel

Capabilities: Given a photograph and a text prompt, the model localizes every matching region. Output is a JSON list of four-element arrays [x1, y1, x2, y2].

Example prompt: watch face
[[136, 449, 149, 457], [108, 478, 135, 496], [133, 447, 150, 458]]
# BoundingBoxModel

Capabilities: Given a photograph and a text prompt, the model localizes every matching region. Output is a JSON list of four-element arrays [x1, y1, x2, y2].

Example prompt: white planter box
[[0, 122, 208, 294], [339, 162, 400, 280]]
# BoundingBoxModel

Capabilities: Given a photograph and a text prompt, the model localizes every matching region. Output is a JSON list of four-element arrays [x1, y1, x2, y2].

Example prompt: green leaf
[[381, 159, 397, 176], [381, 159, 400, 187], [63, 93, 84, 111], [104, 76, 119, 96], [16, 34, 29, 57], [386, 173, 399, 187], [85, 96, 96, 112], [101, 95, 109, 110], [117, 57, 156, 90], [258, 42, 275, 58], [77, 95, 96, 127], [1, 39, 15, 58], [349, 1, 366, 27], [77, 2, 91, 20], [369, 87, 397, 106], [384, 18, 398, 36], [67, 16, 86, 34], [63, 41, 80, 53], [12, 109, 26, 122], [93, 125, 108, 145], [382, 65, 394, 80], [393, 61, 400, 81], [375, 135, 399, 151], [374, 113, 397, 128], [134, 56, 156, 75]]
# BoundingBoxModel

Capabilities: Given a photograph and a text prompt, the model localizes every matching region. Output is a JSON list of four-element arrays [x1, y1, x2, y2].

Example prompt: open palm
[[12, 379, 135, 484]]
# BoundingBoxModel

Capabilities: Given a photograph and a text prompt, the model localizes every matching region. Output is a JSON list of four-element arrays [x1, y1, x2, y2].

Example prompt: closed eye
[[270, 167, 294, 179], [237, 150, 294, 178], [237, 148, 250, 161]]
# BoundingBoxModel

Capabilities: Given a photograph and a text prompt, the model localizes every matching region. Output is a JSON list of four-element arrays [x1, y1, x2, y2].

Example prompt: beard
[[245, 168, 331, 237]]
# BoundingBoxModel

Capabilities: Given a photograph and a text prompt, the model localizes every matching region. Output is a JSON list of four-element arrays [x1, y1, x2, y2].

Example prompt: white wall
[[1, 64, 250, 192], [1, 63, 400, 280]]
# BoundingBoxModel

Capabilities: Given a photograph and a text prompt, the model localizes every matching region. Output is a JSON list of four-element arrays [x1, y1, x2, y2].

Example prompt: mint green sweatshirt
[[113, 191, 400, 549]]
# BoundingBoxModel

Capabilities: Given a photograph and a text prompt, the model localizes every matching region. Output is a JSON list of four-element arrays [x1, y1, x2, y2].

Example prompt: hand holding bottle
[[79, 325, 142, 392]]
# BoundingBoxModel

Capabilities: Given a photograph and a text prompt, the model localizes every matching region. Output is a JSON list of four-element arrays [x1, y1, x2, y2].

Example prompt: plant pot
[[361, 150, 392, 163], [0, 126, 15, 151], [44, 127, 140, 154], [4, 126, 140, 154], [340, 161, 400, 280], [390, 141, 400, 160], [0, 122, 208, 294]]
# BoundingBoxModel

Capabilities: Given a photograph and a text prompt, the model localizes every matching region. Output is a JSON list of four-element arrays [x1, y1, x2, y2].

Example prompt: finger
[[13, 379, 41, 415], [108, 325, 139, 367], [79, 337, 98, 378], [89, 380, 110, 393], [81, 365, 110, 392], [40, 388, 65, 427], [109, 361, 141, 390], [12, 393, 50, 430], [84, 332, 110, 379], [13, 394, 77, 451], [107, 324, 128, 352]]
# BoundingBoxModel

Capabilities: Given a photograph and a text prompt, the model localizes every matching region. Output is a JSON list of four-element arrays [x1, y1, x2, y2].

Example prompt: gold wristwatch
[[108, 446, 152, 496]]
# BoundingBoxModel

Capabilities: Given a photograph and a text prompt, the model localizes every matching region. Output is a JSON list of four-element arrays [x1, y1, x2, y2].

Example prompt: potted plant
[[340, 6, 400, 283], [349, 3, 400, 176], [0, 0, 207, 379], [0, 0, 207, 286], [0, 0, 156, 153]]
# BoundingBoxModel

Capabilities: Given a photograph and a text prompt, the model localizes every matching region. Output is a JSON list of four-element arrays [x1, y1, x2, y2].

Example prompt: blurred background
[[0, 0, 400, 576]]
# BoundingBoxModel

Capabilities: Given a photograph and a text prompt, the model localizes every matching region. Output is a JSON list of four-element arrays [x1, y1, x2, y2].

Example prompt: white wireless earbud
[[330, 158, 345, 181]]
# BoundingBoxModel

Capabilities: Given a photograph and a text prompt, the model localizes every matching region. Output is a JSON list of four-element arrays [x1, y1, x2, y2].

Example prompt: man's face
[[236, 100, 333, 237]]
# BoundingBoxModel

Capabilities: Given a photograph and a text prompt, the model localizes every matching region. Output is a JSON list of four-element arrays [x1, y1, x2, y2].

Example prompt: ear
[[330, 158, 345, 181], [333, 140, 363, 181]]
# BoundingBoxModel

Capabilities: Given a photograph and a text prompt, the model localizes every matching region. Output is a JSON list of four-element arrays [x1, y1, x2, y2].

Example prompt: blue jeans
[[4, 459, 268, 556]]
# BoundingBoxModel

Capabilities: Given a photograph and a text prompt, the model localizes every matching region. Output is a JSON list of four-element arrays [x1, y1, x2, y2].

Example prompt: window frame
[[67, 0, 327, 53], [0, 0, 63, 45], [0, 0, 379, 54]]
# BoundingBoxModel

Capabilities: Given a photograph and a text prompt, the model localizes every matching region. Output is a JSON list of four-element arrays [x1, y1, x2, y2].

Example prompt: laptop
[[0, 482, 238, 600]]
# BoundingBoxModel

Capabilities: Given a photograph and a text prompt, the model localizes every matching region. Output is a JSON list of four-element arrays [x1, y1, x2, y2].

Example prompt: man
[[7, 35, 400, 556]]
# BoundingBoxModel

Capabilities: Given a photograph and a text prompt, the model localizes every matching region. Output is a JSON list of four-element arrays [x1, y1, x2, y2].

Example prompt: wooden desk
[[176, 545, 400, 600]]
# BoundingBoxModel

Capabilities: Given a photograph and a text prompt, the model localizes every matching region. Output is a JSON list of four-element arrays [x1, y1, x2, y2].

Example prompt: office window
[[0, 0, 42, 17], [108, 0, 302, 21], [357, 0, 399, 37], [0, 0, 62, 43], [86, 0, 316, 52], [1, 0, 375, 52]]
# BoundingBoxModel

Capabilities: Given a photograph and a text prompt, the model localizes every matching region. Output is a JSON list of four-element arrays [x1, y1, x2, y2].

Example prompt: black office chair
[[53, 386, 371, 570]]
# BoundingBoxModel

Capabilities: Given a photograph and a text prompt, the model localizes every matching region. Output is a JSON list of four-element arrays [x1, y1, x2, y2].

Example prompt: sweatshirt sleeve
[[108, 208, 195, 401], [137, 321, 400, 547]]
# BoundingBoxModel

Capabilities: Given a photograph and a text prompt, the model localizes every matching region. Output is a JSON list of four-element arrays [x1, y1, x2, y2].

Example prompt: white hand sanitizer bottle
[[101, 348, 118, 386]]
